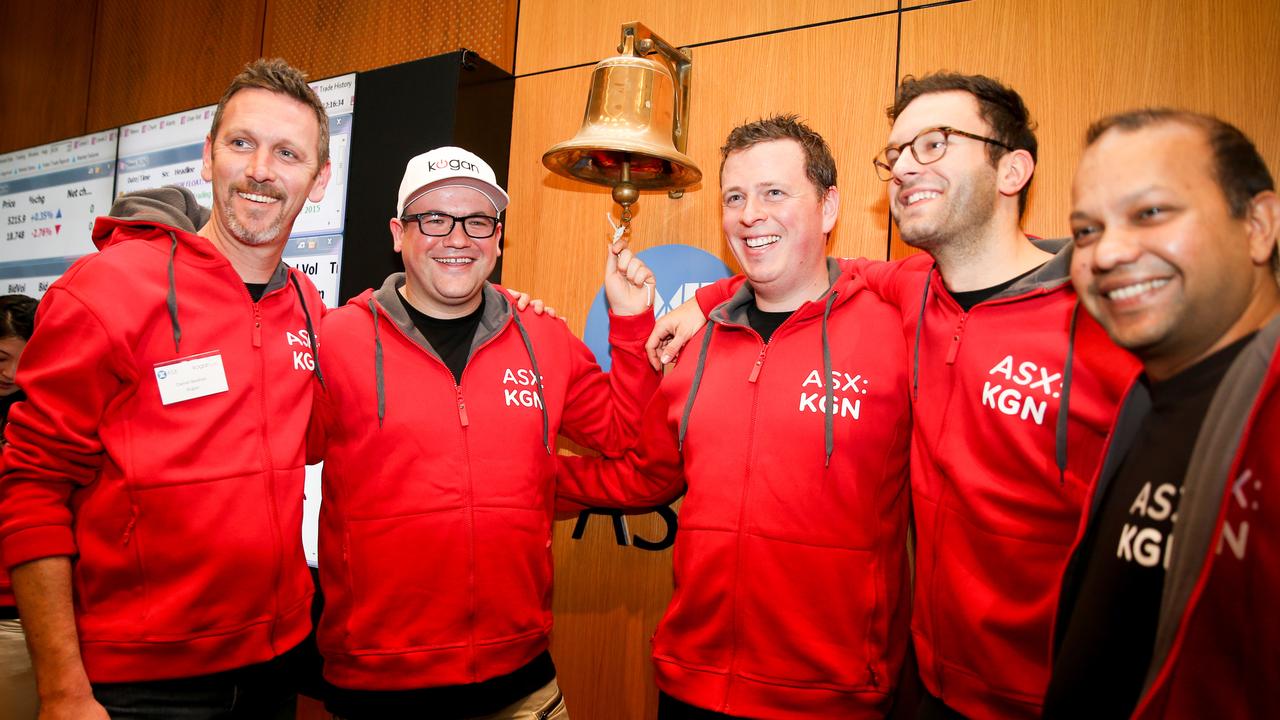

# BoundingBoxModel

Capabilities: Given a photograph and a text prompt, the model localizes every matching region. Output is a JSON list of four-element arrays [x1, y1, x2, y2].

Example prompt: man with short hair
[[0, 58, 330, 719], [557, 115, 915, 718], [1046, 109, 1280, 719], [307, 146, 660, 719], [659, 74, 1138, 718]]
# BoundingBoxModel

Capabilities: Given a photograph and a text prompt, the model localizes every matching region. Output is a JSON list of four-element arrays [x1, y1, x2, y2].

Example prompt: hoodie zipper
[[252, 302, 263, 348], [371, 295, 515, 679]]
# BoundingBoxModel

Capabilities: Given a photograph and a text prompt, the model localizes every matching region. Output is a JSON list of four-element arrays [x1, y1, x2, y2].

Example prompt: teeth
[[744, 235, 780, 249], [1106, 278, 1169, 301], [238, 192, 278, 204], [907, 191, 940, 205], [435, 257, 473, 265]]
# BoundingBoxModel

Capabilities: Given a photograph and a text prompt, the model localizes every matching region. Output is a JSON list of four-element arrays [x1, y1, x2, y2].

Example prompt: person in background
[[1046, 109, 1280, 719], [0, 294, 39, 720]]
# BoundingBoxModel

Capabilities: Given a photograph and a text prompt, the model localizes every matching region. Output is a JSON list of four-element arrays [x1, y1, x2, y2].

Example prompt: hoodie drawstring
[[291, 274, 325, 390], [678, 324, 717, 451], [912, 266, 933, 401], [1056, 301, 1080, 485], [369, 299, 386, 427], [510, 311, 551, 454], [166, 232, 182, 352], [821, 290, 838, 467]]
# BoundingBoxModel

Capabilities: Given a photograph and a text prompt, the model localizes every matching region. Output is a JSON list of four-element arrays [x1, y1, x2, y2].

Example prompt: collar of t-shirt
[[745, 302, 793, 344], [946, 262, 1044, 312], [244, 282, 269, 303], [396, 290, 485, 385]]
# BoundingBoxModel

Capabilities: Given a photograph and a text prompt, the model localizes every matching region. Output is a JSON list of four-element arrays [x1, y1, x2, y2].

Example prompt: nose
[[891, 150, 922, 185], [739, 194, 767, 225], [442, 221, 472, 247], [245, 146, 277, 183], [1089, 225, 1142, 272]]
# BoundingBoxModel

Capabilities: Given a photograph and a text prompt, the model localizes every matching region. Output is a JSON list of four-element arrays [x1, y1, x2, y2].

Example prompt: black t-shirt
[[397, 290, 484, 385], [245, 282, 269, 303], [745, 303, 793, 344], [946, 263, 1043, 312], [1043, 333, 1255, 718]]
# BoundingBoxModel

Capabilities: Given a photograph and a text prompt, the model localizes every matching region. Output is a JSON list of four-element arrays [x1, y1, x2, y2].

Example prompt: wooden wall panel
[[505, 15, 899, 719], [891, 0, 1280, 259], [515, 0, 895, 75], [86, 0, 266, 131], [264, 0, 519, 77], [0, 0, 97, 153]]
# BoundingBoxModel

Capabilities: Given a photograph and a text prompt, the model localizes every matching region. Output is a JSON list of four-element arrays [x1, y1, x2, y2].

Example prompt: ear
[[997, 148, 1035, 200], [820, 186, 840, 235], [308, 160, 332, 204], [1243, 190, 1280, 267], [494, 223, 503, 258], [390, 217, 405, 253], [200, 135, 214, 183]]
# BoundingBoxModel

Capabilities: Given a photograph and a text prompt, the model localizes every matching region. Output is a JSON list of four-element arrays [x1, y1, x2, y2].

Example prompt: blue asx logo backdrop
[[583, 244, 732, 371]]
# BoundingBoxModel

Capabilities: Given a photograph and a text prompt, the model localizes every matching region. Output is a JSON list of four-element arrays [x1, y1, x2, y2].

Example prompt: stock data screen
[[115, 73, 356, 308], [0, 130, 118, 297]]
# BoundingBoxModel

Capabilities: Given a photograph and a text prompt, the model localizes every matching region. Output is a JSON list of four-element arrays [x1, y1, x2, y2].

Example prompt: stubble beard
[[896, 174, 998, 266], [222, 183, 288, 247]]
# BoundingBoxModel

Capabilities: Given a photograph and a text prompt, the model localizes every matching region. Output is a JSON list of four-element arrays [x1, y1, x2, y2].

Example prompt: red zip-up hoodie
[[698, 245, 1138, 718], [1053, 314, 1280, 720], [561, 262, 913, 718], [0, 188, 324, 682], [308, 275, 659, 690]]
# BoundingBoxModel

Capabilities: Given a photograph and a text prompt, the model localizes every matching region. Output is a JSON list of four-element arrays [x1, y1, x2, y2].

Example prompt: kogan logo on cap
[[428, 158, 480, 173]]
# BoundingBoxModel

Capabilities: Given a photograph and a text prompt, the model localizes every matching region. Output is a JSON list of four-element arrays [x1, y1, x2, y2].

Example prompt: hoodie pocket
[[344, 509, 472, 652], [736, 534, 886, 690], [78, 473, 282, 641]]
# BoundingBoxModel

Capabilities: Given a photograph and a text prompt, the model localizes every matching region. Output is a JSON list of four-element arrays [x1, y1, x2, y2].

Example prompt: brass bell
[[543, 22, 702, 221]]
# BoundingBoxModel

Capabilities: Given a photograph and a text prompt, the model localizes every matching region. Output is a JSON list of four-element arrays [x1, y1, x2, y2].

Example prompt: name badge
[[154, 351, 229, 406]]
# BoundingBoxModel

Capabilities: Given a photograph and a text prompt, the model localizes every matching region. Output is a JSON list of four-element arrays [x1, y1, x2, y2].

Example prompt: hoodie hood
[[92, 186, 212, 250], [84, 186, 318, 376], [708, 258, 858, 327], [988, 236, 1073, 301]]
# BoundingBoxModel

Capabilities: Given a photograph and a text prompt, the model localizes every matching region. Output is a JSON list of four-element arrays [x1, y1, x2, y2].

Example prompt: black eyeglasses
[[872, 126, 1013, 181], [400, 212, 500, 238]]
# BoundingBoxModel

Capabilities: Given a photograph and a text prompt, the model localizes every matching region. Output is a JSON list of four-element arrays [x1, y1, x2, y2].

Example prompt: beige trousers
[[0, 619, 37, 720], [471, 678, 569, 720]]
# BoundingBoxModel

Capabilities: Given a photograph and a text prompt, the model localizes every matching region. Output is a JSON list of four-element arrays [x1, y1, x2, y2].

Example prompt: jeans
[[92, 645, 304, 720]]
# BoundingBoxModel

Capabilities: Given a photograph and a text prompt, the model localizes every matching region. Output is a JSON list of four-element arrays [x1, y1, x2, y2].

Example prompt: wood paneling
[[264, 0, 519, 78], [0, 0, 97, 153], [505, 15, 898, 718], [891, 0, 1280, 259], [86, 0, 266, 131], [515, 0, 896, 75]]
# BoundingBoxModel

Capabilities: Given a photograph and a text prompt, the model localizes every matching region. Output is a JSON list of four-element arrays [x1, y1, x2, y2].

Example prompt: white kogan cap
[[396, 146, 510, 217]]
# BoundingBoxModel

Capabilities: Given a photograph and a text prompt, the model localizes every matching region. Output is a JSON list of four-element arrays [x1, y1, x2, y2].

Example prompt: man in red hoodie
[[655, 75, 1139, 719], [0, 58, 330, 719], [556, 115, 915, 719], [307, 146, 660, 719], [1046, 110, 1280, 720]]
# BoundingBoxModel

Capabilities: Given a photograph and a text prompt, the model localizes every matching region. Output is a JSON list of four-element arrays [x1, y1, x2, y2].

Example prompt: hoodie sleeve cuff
[[2, 525, 77, 571], [606, 309, 657, 342]]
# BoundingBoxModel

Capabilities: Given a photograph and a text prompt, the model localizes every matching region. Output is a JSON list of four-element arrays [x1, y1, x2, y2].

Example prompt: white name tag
[[154, 351, 229, 406]]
